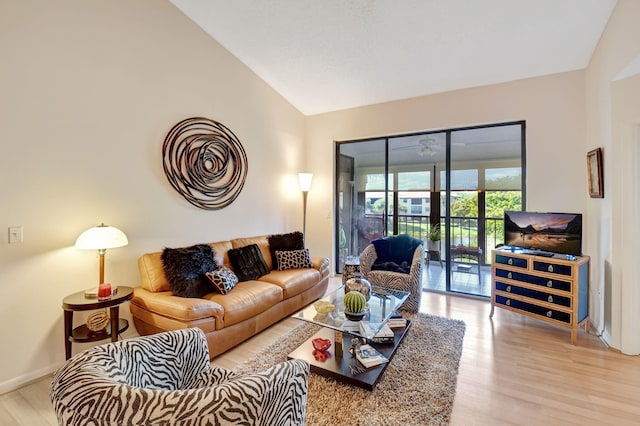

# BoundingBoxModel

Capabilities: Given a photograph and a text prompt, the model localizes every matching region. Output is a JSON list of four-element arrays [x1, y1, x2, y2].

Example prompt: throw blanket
[[371, 234, 422, 274]]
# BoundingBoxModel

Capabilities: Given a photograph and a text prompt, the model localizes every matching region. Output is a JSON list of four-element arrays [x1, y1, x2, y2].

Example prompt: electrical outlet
[[8, 226, 23, 244]]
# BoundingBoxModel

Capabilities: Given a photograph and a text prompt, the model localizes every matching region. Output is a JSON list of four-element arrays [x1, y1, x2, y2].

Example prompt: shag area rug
[[234, 312, 466, 426]]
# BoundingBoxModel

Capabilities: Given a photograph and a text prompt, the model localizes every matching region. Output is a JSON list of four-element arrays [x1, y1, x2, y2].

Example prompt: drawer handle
[[507, 272, 512, 279], [546, 310, 553, 318], [547, 280, 553, 288], [548, 295, 553, 303], [506, 299, 511, 306], [548, 265, 554, 273], [506, 285, 512, 292], [508, 258, 513, 265]]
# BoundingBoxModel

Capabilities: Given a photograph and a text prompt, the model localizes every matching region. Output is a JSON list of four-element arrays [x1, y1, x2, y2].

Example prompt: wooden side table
[[62, 286, 134, 360]]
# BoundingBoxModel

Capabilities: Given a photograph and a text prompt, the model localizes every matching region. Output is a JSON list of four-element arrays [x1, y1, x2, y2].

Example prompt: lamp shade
[[298, 173, 313, 192], [75, 224, 128, 250]]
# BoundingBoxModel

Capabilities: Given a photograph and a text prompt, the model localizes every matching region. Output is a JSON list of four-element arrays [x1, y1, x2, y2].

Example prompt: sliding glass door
[[335, 122, 524, 297]]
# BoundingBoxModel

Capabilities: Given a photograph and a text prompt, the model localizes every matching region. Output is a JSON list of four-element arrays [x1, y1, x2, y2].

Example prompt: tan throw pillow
[[276, 248, 312, 271]]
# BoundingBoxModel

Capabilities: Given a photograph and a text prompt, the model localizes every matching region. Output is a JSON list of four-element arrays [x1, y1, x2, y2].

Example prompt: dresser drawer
[[495, 282, 571, 308], [495, 254, 528, 269], [533, 261, 572, 277], [495, 268, 572, 292], [495, 295, 571, 324]]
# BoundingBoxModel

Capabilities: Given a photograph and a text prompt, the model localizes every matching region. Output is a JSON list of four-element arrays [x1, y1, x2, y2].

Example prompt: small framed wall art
[[587, 147, 604, 198]]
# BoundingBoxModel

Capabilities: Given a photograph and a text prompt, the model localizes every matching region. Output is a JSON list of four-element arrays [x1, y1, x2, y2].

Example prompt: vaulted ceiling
[[171, 0, 617, 115]]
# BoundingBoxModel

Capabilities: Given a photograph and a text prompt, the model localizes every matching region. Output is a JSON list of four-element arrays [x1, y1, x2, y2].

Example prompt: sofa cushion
[[161, 244, 217, 298], [276, 248, 312, 271], [268, 232, 304, 270], [209, 241, 233, 269], [228, 244, 270, 282], [206, 266, 239, 295], [207, 281, 283, 327], [258, 268, 321, 299]]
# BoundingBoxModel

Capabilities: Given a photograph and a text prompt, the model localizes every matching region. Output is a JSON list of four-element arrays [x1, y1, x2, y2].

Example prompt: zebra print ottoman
[[50, 328, 309, 425]]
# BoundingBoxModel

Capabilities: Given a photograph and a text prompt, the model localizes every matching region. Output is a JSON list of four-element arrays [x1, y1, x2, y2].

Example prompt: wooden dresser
[[490, 248, 589, 344]]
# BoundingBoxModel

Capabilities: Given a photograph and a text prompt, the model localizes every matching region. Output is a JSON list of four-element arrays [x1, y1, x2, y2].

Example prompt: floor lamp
[[298, 173, 313, 242]]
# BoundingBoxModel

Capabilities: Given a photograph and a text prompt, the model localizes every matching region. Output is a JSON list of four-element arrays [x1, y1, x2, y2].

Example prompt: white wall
[[0, 0, 306, 392], [586, 0, 640, 354]]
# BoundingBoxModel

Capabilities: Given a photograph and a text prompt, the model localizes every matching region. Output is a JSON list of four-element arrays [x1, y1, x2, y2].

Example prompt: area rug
[[234, 312, 466, 425]]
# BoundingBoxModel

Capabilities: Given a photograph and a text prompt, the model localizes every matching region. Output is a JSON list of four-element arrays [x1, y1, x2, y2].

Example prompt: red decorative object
[[312, 338, 332, 362], [98, 283, 112, 300], [312, 338, 331, 351]]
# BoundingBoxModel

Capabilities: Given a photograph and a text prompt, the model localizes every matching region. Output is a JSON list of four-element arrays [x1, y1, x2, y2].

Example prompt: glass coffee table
[[288, 285, 411, 390]]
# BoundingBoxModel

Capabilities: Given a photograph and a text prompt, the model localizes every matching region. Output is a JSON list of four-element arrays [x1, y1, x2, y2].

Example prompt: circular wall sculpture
[[162, 117, 248, 210]]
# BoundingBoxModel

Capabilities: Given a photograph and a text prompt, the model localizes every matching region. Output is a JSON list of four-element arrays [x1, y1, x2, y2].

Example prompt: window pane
[[365, 173, 393, 190], [398, 171, 430, 190], [485, 167, 521, 190], [440, 169, 478, 190]]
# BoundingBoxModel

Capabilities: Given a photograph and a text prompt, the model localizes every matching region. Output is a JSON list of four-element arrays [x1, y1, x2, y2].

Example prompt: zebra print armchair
[[359, 235, 424, 313], [50, 328, 309, 425]]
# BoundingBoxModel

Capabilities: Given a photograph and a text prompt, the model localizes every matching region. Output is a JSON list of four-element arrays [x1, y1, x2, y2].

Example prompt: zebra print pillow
[[50, 328, 310, 425], [276, 248, 312, 270]]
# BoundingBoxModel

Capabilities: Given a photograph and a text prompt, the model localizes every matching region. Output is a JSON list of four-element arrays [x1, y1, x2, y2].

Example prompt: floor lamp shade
[[298, 173, 313, 241], [75, 223, 128, 284]]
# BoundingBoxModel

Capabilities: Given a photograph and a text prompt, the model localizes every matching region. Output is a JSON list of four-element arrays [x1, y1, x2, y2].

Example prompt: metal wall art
[[163, 117, 248, 210]]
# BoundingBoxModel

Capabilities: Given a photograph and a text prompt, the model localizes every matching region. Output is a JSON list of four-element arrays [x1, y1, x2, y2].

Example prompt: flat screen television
[[503, 211, 582, 256]]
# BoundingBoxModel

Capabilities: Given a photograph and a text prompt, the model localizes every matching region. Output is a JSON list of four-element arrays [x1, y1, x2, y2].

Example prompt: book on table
[[387, 310, 407, 328], [355, 344, 389, 368], [359, 322, 395, 344]]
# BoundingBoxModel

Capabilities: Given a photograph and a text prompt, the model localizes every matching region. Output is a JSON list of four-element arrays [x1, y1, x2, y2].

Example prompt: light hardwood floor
[[2, 277, 639, 425]]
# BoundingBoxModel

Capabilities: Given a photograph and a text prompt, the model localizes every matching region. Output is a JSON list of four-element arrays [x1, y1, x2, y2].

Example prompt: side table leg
[[110, 306, 120, 342], [64, 310, 73, 360]]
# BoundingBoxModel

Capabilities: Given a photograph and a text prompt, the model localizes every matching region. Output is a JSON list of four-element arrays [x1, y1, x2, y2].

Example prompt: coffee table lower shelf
[[287, 320, 411, 391]]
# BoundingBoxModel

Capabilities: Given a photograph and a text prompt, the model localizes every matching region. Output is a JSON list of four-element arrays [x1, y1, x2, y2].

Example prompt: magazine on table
[[355, 344, 389, 368]]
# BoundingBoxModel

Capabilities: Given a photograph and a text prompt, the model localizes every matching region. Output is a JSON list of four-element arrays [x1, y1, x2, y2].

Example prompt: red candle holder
[[98, 283, 112, 300]]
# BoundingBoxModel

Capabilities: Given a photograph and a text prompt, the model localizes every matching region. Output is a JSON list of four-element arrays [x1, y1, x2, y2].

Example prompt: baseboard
[[0, 363, 61, 395]]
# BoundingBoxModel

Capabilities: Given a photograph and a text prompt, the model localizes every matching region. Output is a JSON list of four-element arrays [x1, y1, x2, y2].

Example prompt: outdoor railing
[[395, 214, 503, 265]]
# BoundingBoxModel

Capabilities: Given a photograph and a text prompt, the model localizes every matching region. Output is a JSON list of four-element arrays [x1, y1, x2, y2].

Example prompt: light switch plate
[[8, 226, 23, 244]]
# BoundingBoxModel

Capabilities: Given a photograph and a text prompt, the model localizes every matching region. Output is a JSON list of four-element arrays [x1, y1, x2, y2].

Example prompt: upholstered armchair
[[359, 234, 424, 313], [50, 328, 309, 425]]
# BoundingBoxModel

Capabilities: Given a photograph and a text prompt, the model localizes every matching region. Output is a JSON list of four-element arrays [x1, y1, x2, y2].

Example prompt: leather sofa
[[130, 235, 329, 358]]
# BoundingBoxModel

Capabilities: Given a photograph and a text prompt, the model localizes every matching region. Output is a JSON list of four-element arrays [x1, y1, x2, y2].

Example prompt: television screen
[[504, 211, 582, 256]]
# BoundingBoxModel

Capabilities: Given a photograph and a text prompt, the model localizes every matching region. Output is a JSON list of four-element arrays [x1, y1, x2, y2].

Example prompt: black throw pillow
[[228, 244, 270, 281], [268, 231, 304, 270], [372, 234, 422, 265], [161, 244, 217, 298]]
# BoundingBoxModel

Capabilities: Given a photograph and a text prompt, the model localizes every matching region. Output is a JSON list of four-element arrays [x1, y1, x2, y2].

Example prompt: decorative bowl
[[312, 338, 331, 352], [344, 310, 366, 321], [313, 300, 335, 315]]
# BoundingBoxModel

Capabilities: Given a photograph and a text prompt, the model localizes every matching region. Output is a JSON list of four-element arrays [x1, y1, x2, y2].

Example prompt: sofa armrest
[[131, 287, 224, 323], [311, 256, 330, 276]]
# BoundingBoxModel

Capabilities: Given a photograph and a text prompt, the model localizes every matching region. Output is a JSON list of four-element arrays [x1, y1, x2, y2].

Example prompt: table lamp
[[75, 223, 128, 285]]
